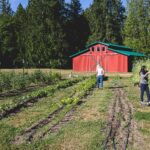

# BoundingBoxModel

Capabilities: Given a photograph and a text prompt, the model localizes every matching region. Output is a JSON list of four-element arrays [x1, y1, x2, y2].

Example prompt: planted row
[[0, 70, 61, 92], [61, 76, 96, 105], [14, 76, 96, 142], [0, 77, 84, 119]]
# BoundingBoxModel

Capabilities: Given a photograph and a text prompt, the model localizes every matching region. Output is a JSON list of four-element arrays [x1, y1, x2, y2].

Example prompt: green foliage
[[0, 71, 62, 92], [0, 0, 90, 68], [123, 0, 150, 54], [135, 111, 150, 121], [0, 71, 16, 90], [111, 75, 121, 86], [16, 74, 30, 89], [30, 70, 47, 83], [65, 0, 89, 58], [85, 0, 125, 44], [0, 77, 83, 113], [60, 76, 96, 105], [36, 90, 48, 98], [61, 96, 74, 105], [0, 0, 12, 15]]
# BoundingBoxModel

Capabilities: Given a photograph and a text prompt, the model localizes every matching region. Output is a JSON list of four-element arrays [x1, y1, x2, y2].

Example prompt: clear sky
[[10, 0, 127, 12]]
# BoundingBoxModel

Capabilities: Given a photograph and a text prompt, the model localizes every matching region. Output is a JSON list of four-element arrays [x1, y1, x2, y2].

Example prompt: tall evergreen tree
[[0, 0, 12, 15], [0, 0, 14, 67], [0, 18, 17, 67], [123, 0, 150, 53], [27, 0, 67, 68], [85, 0, 125, 44], [65, 0, 90, 55], [13, 4, 31, 67]]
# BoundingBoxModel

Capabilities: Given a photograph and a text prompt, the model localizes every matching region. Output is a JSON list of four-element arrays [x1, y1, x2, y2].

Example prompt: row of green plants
[[61, 76, 96, 105], [132, 59, 150, 84], [0, 77, 84, 116], [0, 70, 61, 92]]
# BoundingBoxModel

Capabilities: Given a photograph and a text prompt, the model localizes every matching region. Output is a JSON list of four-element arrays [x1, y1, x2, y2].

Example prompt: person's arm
[[145, 72, 150, 77], [141, 72, 150, 78]]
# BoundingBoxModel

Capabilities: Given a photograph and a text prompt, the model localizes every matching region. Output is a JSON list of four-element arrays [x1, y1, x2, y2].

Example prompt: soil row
[[0, 84, 47, 98], [0, 78, 82, 120], [14, 89, 94, 144], [103, 87, 133, 150]]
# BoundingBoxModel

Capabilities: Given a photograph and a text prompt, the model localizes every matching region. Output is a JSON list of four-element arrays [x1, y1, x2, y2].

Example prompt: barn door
[[88, 54, 106, 72]]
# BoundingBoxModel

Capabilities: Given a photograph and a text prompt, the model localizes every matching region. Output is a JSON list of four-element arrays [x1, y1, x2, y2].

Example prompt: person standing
[[139, 65, 150, 105], [96, 64, 105, 89]]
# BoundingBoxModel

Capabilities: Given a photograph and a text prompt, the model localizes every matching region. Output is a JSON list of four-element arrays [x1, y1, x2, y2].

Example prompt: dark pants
[[140, 84, 150, 102], [97, 75, 103, 88]]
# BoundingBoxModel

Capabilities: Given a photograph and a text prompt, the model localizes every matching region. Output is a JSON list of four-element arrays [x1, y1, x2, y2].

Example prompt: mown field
[[0, 69, 150, 150]]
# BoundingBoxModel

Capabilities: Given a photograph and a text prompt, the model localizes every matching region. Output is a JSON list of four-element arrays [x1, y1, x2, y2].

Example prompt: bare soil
[[103, 87, 144, 150], [104, 88, 133, 150]]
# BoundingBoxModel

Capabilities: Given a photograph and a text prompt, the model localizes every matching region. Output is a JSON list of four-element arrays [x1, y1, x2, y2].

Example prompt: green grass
[[140, 128, 150, 135], [135, 111, 150, 121]]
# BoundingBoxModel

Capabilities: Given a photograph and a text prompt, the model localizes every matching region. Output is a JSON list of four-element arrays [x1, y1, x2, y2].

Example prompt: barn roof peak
[[86, 41, 133, 50], [70, 41, 145, 58]]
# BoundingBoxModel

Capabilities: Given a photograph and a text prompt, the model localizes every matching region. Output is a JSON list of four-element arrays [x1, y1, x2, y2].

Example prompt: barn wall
[[72, 44, 128, 73]]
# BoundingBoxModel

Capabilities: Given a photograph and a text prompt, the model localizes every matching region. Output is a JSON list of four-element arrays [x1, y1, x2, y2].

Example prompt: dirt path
[[103, 86, 145, 150], [103, 87, 133, 150]]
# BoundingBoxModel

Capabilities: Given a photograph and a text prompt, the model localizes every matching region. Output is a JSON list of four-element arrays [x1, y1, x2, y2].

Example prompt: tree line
[[0, 0, 149, 68]]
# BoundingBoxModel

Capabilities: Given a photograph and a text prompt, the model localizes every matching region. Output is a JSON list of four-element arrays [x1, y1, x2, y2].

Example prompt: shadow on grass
[[107, 86, 128, 89]]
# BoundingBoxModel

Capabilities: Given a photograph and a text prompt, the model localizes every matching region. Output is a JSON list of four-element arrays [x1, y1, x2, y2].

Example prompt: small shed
[[70, 42, 145, 73]]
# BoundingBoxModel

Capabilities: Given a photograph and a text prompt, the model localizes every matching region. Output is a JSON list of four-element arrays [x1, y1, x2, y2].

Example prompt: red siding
[[72, 44, 128, 73]]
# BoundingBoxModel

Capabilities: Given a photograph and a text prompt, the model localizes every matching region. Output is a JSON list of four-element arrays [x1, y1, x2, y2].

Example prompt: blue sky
[[10, 0, 127, 12]]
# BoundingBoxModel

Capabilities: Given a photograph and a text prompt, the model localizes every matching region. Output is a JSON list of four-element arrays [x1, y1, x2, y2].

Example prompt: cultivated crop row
[[0, 77, 84, 119], [15, 76, 96, 143], [0, 70, 61, 92]]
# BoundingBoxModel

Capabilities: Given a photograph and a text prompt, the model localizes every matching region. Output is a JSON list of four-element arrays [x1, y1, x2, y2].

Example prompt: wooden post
[[38, 60, 41, 71], [0, 61, 1, 73], [22, 59, 25, 77]]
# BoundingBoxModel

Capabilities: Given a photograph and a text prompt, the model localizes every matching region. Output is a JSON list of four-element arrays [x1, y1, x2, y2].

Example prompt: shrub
[[16, 74, 30, 89], [30, 70, 46, 83], [0, 70, 62, 91]]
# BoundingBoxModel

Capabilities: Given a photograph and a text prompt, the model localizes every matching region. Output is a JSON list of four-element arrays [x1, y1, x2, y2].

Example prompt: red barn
[[70, 42, 145, 73]]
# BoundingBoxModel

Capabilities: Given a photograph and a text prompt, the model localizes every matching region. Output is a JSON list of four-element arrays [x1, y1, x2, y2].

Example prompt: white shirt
[[96, 67, 104, 76]]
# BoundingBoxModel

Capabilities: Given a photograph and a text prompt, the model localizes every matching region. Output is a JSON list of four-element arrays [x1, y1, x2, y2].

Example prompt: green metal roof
[[70, 48, 89, 58], [108, 48, 145, 57], [86, 41, 133, 50], [70, 48, 145, 58], [70, 41, 145, 58]]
